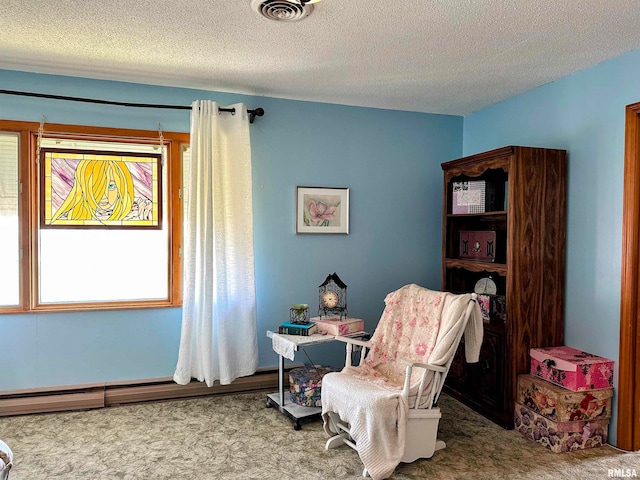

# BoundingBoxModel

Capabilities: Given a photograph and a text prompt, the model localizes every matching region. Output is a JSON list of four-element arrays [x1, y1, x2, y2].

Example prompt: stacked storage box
[[514, 346, 614, 453]]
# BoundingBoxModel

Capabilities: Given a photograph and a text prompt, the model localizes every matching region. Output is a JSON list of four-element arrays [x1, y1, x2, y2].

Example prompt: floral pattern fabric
[[530, 346, 614, 392], [515, 403, 608, 453], [289, 365, 340, 407], [0, 439, 12, 479], [517, 374, 613, 422], [342, 284, 445, 392]]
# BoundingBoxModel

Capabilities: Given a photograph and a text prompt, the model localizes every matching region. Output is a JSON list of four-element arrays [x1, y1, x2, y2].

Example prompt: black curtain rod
[[0, 89, 265, 124]]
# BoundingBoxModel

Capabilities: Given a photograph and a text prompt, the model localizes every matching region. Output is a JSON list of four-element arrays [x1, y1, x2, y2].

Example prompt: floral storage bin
[[517, 374, 613, 422], [530, 346, 614, 391], [514, 403, 608, 453], [289, 365, 340, 407]]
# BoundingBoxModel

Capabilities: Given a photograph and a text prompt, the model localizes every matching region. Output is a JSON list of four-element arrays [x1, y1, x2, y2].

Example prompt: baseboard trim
[[104, 371, 281, 406], [0, 367, 295, 417], [0, 386, 105, 416]]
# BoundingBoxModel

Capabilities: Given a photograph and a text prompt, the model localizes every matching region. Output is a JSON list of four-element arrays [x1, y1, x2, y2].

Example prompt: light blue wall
[[5, 46, 633, 445], [463, 48, 640, 446], [0, 69, 462, 389]]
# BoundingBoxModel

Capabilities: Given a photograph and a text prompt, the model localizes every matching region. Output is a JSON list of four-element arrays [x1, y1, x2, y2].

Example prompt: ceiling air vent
[[250, 0, 314, 22]]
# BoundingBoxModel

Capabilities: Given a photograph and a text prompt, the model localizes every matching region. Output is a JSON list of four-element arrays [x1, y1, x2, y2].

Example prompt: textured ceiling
[[2, 0, 640, 115]]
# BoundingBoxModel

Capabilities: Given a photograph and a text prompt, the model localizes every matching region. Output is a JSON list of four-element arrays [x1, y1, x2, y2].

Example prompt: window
[[0, 120, 189, 312]]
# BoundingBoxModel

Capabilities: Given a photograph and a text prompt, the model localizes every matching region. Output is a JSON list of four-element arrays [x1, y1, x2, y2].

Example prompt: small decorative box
[[310, 317, 365, 336], [477, 294, 491, 322], [477, 294, 506, 323], [289, 365, 340, 407], [459, 230, 497, 262], [514, 402, 608, 453], [530, 346, 615, 391], [452, 181, 486, 214], [517, 374, 613, 422]]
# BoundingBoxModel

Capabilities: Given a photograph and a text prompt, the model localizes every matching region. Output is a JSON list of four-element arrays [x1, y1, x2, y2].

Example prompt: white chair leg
[[362, 467, 369, 477], [323, 411, 342, 436], [325, 433, 349, 450]]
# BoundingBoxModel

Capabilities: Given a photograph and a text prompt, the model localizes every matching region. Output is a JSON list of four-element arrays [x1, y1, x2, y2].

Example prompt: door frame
[[618, 101, 640, 451]]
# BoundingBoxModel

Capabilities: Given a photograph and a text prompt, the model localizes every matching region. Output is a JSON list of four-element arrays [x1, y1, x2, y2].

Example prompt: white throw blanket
[[322, 285, 483, 480], [322, 373, 408, 480]]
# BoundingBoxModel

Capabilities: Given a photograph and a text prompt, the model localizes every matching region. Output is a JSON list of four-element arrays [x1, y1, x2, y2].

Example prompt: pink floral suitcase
[[530, 346, 614, 391], [517, 374, 613, 422], [514, 403, 608, 453]]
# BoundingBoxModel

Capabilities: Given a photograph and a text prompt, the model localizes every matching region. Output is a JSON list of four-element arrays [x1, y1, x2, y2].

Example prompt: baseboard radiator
[[0, 367, 292, 417]]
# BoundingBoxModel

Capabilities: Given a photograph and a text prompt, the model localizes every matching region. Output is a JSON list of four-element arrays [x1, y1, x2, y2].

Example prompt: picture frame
[[296, 186, 349, 234], [40, 148, 162, 229]]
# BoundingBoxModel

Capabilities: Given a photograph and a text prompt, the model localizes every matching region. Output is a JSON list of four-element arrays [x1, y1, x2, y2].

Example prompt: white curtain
[[173, 100, 258, 387]]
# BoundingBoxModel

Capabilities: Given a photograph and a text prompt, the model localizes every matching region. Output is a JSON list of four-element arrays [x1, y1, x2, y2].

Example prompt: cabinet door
[[472, 327, 505, 411], [445, 339, 470, 397], [444, 327, 505, 406]]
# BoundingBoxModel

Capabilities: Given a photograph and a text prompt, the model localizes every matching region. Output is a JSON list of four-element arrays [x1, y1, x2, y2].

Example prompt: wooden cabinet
[[441, 146, 566, 428]]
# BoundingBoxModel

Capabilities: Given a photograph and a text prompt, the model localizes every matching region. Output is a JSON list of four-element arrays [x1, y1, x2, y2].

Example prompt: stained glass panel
[[41, 149, 162, 229]]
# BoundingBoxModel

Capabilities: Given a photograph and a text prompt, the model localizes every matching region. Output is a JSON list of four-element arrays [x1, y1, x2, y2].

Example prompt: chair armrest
[[334, 335, 372, 367], [333, 335, 373, 349], [399, 359, 448, 408], [399, 359, 447, 373]]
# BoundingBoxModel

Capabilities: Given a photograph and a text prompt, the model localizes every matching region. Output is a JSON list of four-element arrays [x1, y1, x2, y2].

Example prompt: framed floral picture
[[296, 186, 349, 234]]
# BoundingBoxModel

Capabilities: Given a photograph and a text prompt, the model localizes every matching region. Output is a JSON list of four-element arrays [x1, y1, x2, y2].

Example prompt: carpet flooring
[[0, 391, 638, 479]]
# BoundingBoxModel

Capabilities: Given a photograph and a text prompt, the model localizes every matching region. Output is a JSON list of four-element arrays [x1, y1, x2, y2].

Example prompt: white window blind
[[0, 133, 20, 306]]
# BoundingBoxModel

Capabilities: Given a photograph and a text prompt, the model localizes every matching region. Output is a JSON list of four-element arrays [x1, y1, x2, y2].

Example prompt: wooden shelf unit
[[441, 146, 567, 428]]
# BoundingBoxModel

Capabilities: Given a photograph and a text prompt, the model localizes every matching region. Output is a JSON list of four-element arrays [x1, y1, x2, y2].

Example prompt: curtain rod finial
[[249, 107, 264, 124]]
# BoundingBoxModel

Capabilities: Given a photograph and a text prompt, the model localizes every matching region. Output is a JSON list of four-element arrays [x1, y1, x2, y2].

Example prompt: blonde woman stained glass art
[[41, 149, 162, 229]]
